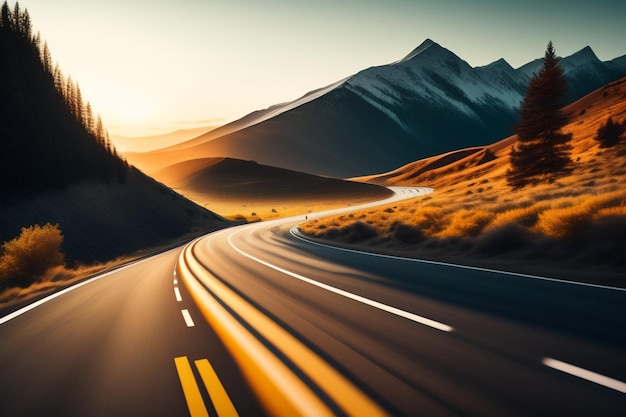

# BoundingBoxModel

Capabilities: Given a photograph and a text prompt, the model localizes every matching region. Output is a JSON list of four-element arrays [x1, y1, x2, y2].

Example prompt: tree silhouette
[[0, 1, 129, 198], [1, 2, 11, 30], [507, 41, 572, 188], [594, 117, 624, 148]]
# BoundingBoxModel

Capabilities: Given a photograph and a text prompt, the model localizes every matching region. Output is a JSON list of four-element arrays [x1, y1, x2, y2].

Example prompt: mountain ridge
[[125, 39, 626, 178]]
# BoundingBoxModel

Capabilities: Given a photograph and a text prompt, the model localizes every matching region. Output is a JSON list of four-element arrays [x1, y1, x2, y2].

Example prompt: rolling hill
[[152, 157, 393, 221], [125, 39, 626, 178]]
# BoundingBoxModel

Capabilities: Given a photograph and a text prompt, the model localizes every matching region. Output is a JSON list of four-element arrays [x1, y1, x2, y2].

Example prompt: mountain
[[311, 77, 626, 282], [126, 39, 626, 178], [0, 5, 229, 264]]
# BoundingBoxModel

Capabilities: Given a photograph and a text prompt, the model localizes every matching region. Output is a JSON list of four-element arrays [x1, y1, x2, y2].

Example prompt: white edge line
[[174, 287, 183, 302], [290, 226, 626, 293], [181, 309, 195, 327], [226, 231, 453, 332], [0, 259, 144, 326], [543, 358, 626, 393]]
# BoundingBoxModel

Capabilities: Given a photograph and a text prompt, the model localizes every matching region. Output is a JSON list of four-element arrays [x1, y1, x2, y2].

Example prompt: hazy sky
[[20, 0, 626, 136]]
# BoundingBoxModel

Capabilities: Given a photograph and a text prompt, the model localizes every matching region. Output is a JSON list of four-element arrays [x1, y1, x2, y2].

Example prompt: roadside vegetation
[[0, 222, 141, 309], [299, 150, 626, 283], [0, 223, 65, 288]]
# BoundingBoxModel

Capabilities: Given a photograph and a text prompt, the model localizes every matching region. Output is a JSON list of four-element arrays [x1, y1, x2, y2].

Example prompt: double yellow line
[[178, 240, 389, 417], [174, 356, 239, 417]]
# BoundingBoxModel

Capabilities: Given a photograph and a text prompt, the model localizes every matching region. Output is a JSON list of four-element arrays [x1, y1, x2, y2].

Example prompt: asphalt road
[[0, 249, 266, 417], [1, 187, 624, 416], [188, 190, 626, 416]]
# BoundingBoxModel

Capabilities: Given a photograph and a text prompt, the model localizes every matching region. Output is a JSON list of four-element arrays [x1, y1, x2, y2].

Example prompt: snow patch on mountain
[[343, 40, 526, 134]]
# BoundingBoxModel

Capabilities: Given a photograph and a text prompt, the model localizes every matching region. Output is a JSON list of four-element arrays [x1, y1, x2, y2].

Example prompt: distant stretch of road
[[1, 187, 625, 416]]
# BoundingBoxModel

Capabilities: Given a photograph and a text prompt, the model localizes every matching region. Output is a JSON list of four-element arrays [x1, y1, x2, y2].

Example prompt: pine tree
[[52, 62, 64, 92], [0, 2, 11, 30], [95, 114, 104, 144], [41, 40, 52, 73], [507, 41, 572, 188], [84, 101, 95, 134], [74, 81, 83, 123], [1, 2, 130, 195]]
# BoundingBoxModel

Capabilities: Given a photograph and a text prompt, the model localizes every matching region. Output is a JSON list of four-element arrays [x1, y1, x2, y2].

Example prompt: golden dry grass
[[300, 78, 626, 281]]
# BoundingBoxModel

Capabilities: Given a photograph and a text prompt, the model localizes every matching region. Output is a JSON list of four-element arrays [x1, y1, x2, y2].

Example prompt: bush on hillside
[[0, 223, 65, 287], [594, 117, 624, 148], [438, 209, 494, 238]]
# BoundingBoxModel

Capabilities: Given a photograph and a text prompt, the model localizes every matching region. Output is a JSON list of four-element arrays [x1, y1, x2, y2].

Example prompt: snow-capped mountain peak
[[169, 39, 626, 178], [397, 38, 436, 63]]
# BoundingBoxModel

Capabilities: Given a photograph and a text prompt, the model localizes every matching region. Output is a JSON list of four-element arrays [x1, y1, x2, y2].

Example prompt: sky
[[18, 0, 626, 137]]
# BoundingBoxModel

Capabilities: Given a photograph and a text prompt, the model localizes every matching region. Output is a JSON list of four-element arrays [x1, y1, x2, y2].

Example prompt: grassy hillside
[[299, 77, 626, 285]]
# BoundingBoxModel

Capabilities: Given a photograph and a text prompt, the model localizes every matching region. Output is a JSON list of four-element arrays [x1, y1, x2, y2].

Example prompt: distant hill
[[152, 157, 393, 221], [125, 39, 626, 178], [111, 126, 219, 153], [0, 3, 228, 263]]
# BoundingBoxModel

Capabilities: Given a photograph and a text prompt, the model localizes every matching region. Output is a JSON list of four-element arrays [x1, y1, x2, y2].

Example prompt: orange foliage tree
[[0, 223, 65, 287]]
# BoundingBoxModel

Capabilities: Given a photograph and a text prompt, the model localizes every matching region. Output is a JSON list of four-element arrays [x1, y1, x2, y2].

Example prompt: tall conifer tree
[[507, 41, 572, 188]]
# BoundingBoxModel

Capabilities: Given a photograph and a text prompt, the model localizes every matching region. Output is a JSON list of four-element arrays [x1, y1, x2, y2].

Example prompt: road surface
[[1, 187, 624, 416]]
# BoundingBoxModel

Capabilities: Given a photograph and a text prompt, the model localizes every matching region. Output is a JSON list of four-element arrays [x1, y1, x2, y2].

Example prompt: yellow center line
[[180, 241, 390, 417], [195, 359, 240, 417], [174, 356, 209, 417]]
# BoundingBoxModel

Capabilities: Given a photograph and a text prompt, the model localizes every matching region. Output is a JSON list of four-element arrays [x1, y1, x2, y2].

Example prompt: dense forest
[[0, 1, 129, 199]]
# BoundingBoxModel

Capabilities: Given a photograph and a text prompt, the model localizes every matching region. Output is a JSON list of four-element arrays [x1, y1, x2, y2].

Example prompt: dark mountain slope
[[0, 7, 127, 196], [0, 3, 229, 263], [185, 87, 417, 177]]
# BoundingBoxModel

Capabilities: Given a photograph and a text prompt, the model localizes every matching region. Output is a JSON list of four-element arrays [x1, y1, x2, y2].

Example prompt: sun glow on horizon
[[19, 0, 626, 138]]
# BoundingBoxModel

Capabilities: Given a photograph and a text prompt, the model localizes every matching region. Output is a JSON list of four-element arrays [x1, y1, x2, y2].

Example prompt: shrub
[[438, 209, 494, 238], [392, 223, 424, 244], [594, 206, 626, 219], [410, 206, 447, 235], [535, 204, 592, 238], [594, 117, 624, 148], [487, 205, 546, 230], [341, 221, 379, 243], [474, 223, 537, 256], [0, 223, 65, 287]]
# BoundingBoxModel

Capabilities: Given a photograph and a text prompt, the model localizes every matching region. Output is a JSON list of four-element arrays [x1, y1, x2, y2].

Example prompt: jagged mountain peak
[[396, 39, 471, 72], [481, 58, 514, 71], [398, 38, 437, 62], [569, 45, 599, 61], [135, 41, 626, 179], [563, 45, 600, 65]]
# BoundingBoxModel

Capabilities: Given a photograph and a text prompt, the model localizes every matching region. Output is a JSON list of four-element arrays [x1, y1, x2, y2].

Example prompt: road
[[1, 187, 625, 416], [0, 249, 266, 416]]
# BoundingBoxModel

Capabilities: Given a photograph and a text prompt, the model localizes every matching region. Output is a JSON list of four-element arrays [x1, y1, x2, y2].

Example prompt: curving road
[[1, 187, 625, 416], [185, 188, 626, 416]]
